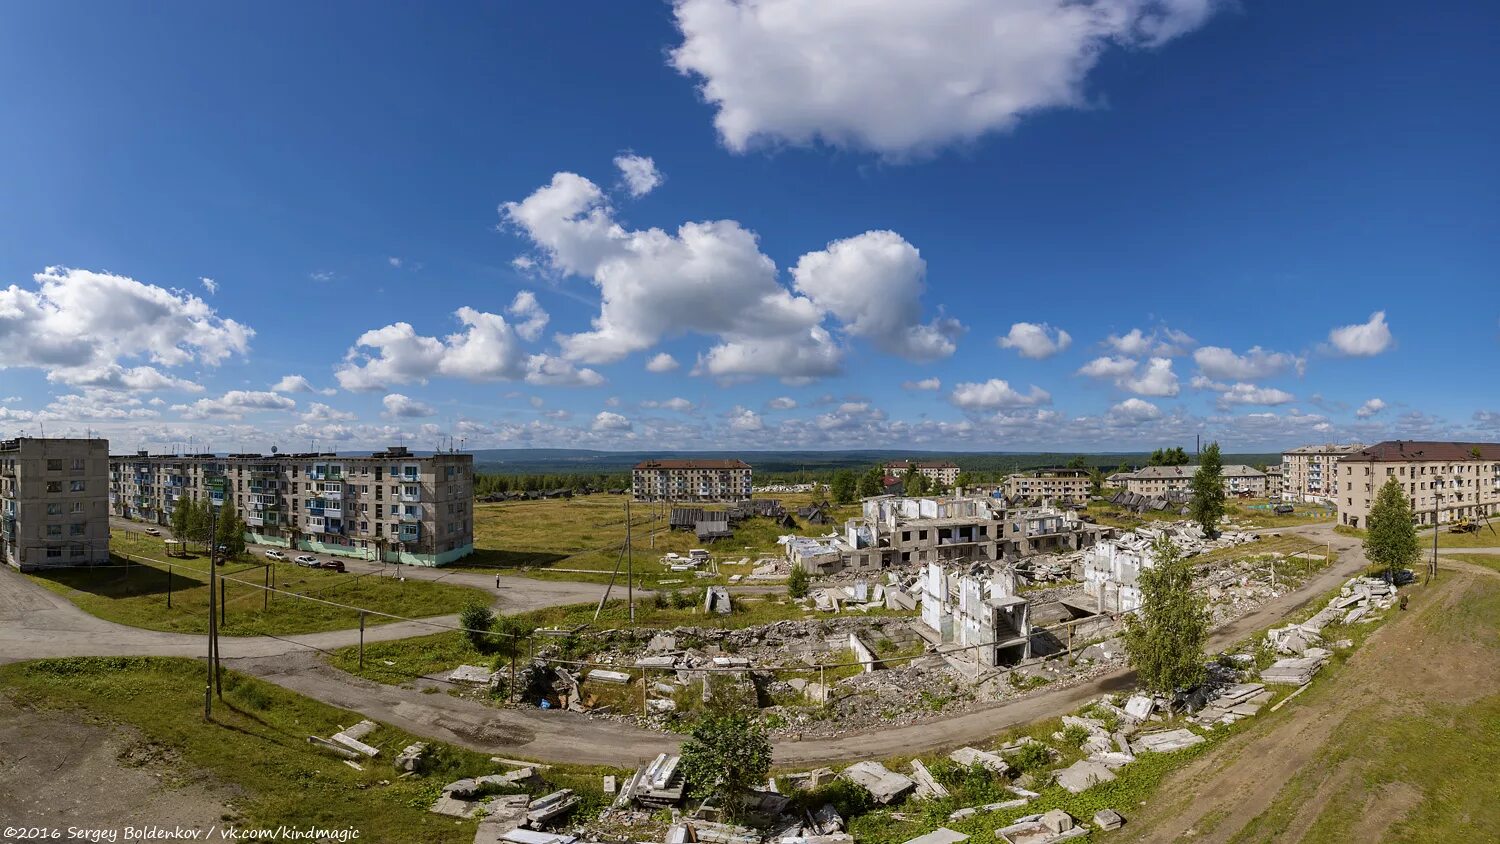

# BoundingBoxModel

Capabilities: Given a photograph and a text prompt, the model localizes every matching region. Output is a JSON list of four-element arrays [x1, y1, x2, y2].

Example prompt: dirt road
[[1115, 558, 1500, 843]]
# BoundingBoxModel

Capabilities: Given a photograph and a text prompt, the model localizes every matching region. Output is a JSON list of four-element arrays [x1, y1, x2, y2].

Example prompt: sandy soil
[[0, 697, 236, 833]]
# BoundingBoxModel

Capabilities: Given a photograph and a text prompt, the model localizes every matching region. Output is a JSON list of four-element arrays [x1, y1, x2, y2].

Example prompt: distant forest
[[471, 448, 1283, 494]]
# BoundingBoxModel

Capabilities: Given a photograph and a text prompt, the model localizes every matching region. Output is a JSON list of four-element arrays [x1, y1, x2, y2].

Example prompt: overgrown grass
[[1336, 522, 1500, 549], [0, 657, 621, 843], [450, 493, 857, 585], [27, 553, 484, 636]]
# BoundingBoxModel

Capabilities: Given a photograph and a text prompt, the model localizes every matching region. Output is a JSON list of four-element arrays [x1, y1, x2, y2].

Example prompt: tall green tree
[[1088, 467, 1104, 497], [1066, 455, 1088, 470], [214, 501, 246, 557], [1147, 448, 1166, 467], [678, 713, 772, 820], [1190, 442, 1226, 534], [903, 467, 929, 496], [829, 470, 857, 504], [1123, 537, 1209, 694], [856, 466, 885, 498], [1365, 476, 1419, 581]]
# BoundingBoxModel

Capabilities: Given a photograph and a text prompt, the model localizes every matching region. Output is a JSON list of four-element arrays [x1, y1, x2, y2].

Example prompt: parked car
[[264, 550, 287, 561], [317, 560, 346, 572], [1273, 504, 1295, 515], [144, 528, 161, 536], [294, 555, 320, 567]]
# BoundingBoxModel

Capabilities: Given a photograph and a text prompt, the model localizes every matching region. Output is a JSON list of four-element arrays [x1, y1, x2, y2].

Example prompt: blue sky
[[1, 1, 1496, 454]]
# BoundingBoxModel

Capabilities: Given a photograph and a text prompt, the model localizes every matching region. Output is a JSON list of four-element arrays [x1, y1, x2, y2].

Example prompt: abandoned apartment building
[[784, 494, 1108, 577]]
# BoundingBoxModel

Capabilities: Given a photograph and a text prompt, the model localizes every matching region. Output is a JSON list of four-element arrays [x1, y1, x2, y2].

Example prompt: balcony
[[399, 509, 422, 524], [397, 523, 420, 541]]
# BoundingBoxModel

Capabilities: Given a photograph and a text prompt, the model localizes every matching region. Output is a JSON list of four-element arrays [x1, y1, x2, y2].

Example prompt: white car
[[294, 555, 320, 567], [264, 550, 287, 561]]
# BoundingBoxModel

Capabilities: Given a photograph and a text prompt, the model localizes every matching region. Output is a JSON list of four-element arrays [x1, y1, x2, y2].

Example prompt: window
[[47, 459, 63, 471], [46, 482, 61, 493], [47, 503, 62, 515], [72, 458, 85, 470], [69, 523, 84, 536], [47, 548, 62, 558], [70, 480, 85, 492], [47, 525, 62, 537]]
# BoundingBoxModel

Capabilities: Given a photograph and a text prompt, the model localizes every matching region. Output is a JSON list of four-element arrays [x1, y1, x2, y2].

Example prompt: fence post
[[264, 564, 270, 610], [167, 564, 172, 609], [642, 667, 649, 717], [820, 664, 827, 708], [220, 578, 227, 627], [359, 611, 365, 670], [510, 648, 517, 704]]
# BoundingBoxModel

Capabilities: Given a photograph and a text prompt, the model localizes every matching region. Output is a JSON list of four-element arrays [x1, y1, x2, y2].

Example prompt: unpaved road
[[1115, 558, 1500, 843]]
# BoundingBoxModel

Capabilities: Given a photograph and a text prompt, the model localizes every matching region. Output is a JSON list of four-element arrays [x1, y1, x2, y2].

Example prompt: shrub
[[1006, 741, 1052, 774], [787, 566, 811, 599], [459, 601, 496, 652]]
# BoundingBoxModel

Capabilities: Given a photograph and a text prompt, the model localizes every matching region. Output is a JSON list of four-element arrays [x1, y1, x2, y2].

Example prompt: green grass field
[[1335, 520, 1500, 548], [28, 552, 485, 636], [1084, 498, 1335, 532], [454, 493, 857, 585], [0, 657, 619, 843]]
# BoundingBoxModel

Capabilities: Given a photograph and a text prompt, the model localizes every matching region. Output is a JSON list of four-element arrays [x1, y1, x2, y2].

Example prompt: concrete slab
[[1054, 759, 1115, 793]]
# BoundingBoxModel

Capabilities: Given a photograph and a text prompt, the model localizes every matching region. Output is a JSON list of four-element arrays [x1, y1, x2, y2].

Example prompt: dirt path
[[1116, 561, 1500, 843], [0, 696, 235, 828]]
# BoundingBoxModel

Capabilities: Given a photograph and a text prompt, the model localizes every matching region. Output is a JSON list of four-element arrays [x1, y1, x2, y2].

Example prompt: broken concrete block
[[1123, 694, 1154, 721], [448, 664, 495, 684], [526, 789, 580, 825], [910, 758, 950, 799], [900, 828, 969, 844], [948, 746, 1011, 775], [1040, 810, 1074, 834], [646, 633, 677, 653], [1093, 809, 1124, 830], [394, 741, 427, 772], [587, 669, 632, 684], [602, 775, 617, 794], [808, 802, 845, 835], [1131, 728, 1206, 754], [1053, 759, 1116, 793], [841, 760, 915, 804], [1087, 751, 1135, 769]]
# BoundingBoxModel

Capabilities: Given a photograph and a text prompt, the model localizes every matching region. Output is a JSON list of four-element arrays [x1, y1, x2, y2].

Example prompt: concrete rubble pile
[[995, 809, 1089, 844], [1189, 682, 1273, 726], [1259, 573, 1400, 685]]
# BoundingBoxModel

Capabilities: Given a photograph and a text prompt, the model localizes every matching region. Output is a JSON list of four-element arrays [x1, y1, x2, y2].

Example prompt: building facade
[[884, 460, 961, 487], [632, 459, 752, 502], [2, 437, 111, 571], [109, 446, 474, 566], [1002, 468, 1092, 504], [1121, 464, 1266, 497], [1263, 464, 1284, 500], [1337, 441, 1500, 529], [1281, 444, 1363, 504]]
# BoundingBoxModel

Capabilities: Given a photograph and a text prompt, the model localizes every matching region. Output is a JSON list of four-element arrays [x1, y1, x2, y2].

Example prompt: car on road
[[144, 528, 161, 536], [294, 555, 320, 567], [264, 550, 287, 561], [317, 560, 346, 572]]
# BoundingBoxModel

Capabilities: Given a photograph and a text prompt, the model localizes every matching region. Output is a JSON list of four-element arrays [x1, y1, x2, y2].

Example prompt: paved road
[[1, 520, 1465, 767]]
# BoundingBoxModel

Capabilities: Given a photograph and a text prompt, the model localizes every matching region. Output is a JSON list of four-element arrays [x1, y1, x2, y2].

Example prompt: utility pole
[[204, 475, 223, 719], [1431, 491, 1441, 582], [626, 497, 634, 623]]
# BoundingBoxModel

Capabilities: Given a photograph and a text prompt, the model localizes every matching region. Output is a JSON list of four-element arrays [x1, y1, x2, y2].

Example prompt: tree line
[[167, 495, 248, 557]]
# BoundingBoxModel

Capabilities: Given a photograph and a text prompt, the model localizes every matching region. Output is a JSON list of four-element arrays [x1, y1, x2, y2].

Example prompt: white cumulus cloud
[[669, 0, 1223, 157], [950, 379, 1051, 410], [1109, 397, 1162, 422], [0, 266, 252, 391], [592, 411, 632, 432], [172, 390, 295, 420], [506, 290, 549, 342], [1326, 311, 1393, 357], [646, 352, 681, 373], [1193, 345, 1303, 380], [1119, 357, 1180, 397], [613, 153, 664, 197], [997, 322, 1071, 359], [382, 393, 436, 418], [902, 377, 942, 391], [1356, 398, 1387, 419]]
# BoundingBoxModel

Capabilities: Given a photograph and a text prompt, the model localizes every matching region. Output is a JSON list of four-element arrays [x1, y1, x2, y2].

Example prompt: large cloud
[[950, 378, 1051, 410], [790, 231, 962, 362], [336, 307, 602, 390], [172, 390, 295, 420], [0, 266, 252, 391], [1193, 345, 1304, 380], [997, 322, 1071, 359], [502, 169, 956, 381], [669, 0, 1222, 157]]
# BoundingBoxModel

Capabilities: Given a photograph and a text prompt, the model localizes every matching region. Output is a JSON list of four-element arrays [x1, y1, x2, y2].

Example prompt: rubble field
[[433, 521, 1337, 740]]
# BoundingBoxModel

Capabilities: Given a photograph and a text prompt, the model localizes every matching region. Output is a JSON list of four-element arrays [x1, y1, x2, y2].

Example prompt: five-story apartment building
[[1281, 444, 1363, 504], [1337, 441, 1500, 529], [110, 445, 473, 566], [632, 459, 752, 502], [2, 437, 111, 570]]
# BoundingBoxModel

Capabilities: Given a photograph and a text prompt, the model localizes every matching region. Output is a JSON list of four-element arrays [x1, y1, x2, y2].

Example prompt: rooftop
[[634, 459, 752, 470], [1340, 440, 1500, 463], [1127, 464, 1264, 479]]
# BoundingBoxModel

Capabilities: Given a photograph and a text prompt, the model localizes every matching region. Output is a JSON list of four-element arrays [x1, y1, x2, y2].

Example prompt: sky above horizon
[[1, 1, 1497, 455]]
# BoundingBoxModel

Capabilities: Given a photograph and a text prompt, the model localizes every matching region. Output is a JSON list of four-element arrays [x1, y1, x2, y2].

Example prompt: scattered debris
[[841, 761, 916, 804], [1131, 728, 1206, 754], [1053, 759, 1115, 793], [1093, 809, 1125, 831]]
